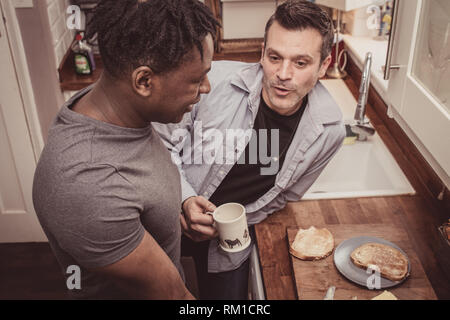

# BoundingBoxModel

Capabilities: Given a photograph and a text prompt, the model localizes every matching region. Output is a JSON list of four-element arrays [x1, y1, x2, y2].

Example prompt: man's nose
[[199, 76, 211, 94], [277, 61, 293, 81]]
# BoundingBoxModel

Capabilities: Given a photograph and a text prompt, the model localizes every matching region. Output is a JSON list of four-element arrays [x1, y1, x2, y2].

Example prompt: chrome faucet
[[352, 52, 375, 141]]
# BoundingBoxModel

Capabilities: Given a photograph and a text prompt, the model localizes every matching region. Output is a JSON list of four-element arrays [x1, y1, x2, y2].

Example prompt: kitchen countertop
[[58, 51, 103, 91], [287, 224, 436, 300], [254, 197, 438, 300]]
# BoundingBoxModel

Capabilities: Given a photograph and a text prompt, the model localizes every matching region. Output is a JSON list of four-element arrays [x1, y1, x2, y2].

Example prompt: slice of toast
[[350, 242, 409, 281], [289, 226, 334, 261]]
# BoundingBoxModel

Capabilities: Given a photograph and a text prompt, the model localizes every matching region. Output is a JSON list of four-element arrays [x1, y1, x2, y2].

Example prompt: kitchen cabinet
[[221, 0, 276, 39], [386, 0, 450, 183]]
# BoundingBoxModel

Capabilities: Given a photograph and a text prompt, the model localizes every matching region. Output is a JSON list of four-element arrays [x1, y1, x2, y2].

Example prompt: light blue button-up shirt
[[154, 61, 345, 273]]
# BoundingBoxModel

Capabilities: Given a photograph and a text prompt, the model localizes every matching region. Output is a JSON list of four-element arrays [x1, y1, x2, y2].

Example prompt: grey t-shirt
[[32, 86, 183, 299]]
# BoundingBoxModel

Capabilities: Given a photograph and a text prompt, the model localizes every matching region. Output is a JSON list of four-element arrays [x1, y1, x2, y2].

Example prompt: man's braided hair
[[87, 0, 220, 78]]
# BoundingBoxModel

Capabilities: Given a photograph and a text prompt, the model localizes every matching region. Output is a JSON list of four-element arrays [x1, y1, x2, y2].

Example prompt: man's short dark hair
[[87, 0, 220, 78], [264, 0, 334, 63]]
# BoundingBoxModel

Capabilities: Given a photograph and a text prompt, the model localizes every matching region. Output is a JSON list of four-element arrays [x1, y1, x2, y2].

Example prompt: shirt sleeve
[[48, 165, 145, 269]]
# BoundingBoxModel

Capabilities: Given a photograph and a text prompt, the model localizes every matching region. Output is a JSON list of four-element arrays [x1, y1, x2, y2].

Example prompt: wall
[[14, 0, 74, 142]]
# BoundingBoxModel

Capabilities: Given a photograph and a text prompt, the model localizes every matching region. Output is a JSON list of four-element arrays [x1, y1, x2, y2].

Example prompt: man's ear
[[132, 66, 154, 97], [318, 54, 332, 78]]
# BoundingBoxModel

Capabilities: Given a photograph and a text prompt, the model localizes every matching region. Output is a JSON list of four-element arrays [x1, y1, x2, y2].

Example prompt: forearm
[[115, 264, 194, 300], [91, 231, 195, 300]]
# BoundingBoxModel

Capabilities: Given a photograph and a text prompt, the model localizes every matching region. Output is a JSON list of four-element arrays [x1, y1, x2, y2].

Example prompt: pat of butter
[[371, 290, 398, 300]]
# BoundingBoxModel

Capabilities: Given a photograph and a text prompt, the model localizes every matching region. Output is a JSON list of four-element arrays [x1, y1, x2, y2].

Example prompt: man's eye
[[269, 55, 279, 61], [297, 61, 307, 67]]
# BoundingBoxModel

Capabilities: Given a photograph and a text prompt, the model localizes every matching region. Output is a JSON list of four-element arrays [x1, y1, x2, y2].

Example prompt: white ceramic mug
[[208, 203, 251, 253]]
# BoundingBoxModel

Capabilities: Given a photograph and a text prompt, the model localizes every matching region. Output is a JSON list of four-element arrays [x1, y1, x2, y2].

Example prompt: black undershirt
[[208, 95, 307, 207]]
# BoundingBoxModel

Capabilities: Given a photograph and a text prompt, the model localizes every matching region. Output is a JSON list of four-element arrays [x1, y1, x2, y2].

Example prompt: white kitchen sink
[[302, 79, 415, 200]]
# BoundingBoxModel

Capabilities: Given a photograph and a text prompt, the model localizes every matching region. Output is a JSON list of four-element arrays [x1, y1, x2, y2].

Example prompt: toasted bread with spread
[[350, 242, 409, 281], [289, 226, 334, 260]]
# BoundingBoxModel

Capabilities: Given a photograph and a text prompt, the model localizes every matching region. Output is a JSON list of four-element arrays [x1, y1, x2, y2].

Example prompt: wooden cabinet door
[[387, 0, 450, 178]]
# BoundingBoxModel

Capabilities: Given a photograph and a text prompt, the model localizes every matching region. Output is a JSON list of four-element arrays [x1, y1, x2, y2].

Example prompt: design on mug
[[224, 238, 242, 249], [243, 229, 248, 239]]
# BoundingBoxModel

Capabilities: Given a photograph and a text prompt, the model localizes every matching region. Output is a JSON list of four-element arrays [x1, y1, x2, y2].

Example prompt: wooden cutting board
[[287, 224, 437, 300]]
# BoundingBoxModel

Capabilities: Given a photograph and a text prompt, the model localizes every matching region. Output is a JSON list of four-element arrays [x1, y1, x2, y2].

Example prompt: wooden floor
[[0, 243, 67, 299]]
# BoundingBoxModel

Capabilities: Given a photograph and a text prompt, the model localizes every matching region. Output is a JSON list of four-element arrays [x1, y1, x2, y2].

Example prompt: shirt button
[[273, 157, 279, 162]]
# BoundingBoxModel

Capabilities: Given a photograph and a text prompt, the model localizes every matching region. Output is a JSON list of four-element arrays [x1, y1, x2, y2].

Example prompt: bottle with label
[[72, 33, 96, 75]]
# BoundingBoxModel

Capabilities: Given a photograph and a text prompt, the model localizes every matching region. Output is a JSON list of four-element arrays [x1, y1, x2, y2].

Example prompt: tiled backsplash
[[46, 0, 75, 69]]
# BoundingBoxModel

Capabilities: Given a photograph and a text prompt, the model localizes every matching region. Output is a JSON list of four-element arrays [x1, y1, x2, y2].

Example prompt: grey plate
[[333, 236, 411, 289]]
